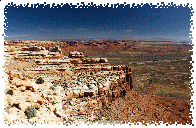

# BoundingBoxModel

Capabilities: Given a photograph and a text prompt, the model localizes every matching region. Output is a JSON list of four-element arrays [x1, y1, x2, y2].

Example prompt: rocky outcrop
[[68, 51, 84, 58], [4, 42, 133, 125]]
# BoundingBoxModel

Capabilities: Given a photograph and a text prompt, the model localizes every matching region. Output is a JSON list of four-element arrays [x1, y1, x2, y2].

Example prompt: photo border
[[0, 0, 196, 128]]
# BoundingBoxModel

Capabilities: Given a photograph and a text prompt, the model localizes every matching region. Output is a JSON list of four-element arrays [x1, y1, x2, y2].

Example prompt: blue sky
[[4, 2, 193, 41]]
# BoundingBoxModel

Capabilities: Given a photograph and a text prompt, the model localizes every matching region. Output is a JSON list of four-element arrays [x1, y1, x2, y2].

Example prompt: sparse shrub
[[51, 80, 60, 87], [53, 92, 57, 95], [36, 77, 44, 84], [9, 76, 13, 80], [62, 82, 68, 88], [50, 86, 55, 91], [24, 106, 37, 118], [50, 47, 58, 52], [6, 89, 13, 95], [148, 79, 153, 85]]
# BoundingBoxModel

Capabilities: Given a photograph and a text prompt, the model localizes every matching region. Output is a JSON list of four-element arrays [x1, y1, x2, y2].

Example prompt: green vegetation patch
[[6, 89, 13, 95], [24, 106, 37, 118], [50, 86, 55, 91], [35, 77, 44, 84]]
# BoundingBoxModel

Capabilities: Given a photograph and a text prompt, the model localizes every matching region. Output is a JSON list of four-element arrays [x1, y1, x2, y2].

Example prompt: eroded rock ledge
[[4, 43, 133, 124]]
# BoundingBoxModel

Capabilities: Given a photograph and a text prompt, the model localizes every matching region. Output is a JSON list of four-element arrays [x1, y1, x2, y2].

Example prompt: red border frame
[[0, 0, 196, 127]]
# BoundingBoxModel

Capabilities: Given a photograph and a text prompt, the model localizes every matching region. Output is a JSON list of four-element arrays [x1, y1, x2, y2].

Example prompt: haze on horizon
[[4, 2, 193, 42]]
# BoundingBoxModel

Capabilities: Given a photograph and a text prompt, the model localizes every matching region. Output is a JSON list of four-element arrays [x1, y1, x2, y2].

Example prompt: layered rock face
[[4, 42, 133, 124]]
